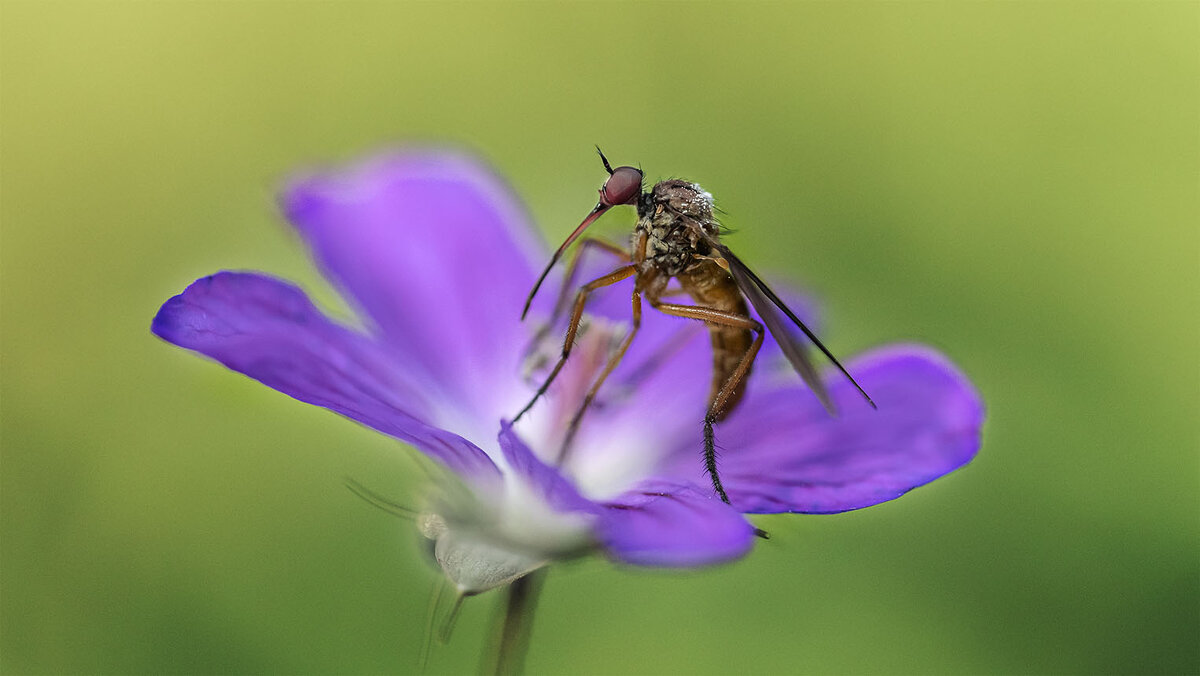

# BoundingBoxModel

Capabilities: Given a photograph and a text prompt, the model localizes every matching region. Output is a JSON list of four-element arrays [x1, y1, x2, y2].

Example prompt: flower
[[152, 150, 984, 594]]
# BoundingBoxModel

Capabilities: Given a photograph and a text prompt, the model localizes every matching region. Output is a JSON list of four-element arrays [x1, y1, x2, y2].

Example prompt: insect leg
[[511, 264, 637, 424], [556, 288, 642, 465], [649, 301, 765, 505], [550, 238, 630, 322], [521, 239, 631, 381]]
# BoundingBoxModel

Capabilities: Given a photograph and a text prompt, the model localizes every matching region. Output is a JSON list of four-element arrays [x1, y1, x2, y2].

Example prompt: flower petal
[[498, 424, 596, 515], [560, 317, 712, 500], [711, 346, 983, 514], [598, 480, 756, 567], [152, 271, 501, 486], [280, 151, 546, 416]]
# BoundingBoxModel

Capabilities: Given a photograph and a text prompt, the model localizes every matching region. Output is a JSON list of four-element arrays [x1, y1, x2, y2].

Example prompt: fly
[[513, 148, 875, 504]]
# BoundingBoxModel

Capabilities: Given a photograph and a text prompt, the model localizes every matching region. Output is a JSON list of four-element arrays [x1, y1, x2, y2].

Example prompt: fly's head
[[595, 148, 643, 208], [521, 149, 641, 321]]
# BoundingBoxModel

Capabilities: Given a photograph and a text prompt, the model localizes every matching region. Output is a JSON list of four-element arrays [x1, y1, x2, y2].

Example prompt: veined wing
[[704, 236, 876, 415]]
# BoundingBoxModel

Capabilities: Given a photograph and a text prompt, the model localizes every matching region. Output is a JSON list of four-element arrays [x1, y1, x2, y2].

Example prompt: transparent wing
[[705, 237, 875, 415]]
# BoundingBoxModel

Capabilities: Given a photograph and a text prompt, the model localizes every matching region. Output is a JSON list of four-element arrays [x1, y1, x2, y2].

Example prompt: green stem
[[488, 570, 547, 676]]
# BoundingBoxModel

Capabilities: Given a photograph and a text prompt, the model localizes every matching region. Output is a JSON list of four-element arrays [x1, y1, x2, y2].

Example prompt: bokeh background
[[2, 2, 1196, 674]]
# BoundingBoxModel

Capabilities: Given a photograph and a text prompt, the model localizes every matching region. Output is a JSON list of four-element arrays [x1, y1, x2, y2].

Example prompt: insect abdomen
[[679, 262, 754, 419]]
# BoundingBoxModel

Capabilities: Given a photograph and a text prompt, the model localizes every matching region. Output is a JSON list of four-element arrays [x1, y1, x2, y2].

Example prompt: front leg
[[512, 264, 637, 425], [521, 238, 631, 382], [549, 238, 630, 322], [556, 288, 643, 465]]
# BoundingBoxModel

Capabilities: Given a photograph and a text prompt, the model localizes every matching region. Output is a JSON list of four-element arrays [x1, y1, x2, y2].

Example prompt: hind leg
[[650, 301, 764, 504]]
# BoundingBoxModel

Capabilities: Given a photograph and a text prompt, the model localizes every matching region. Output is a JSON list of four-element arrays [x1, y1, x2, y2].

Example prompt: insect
[[513, 148, 875, 504]]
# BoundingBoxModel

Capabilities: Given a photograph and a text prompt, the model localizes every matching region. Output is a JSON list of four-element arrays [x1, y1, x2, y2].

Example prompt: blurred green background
[[2, 2, 1196, 674]]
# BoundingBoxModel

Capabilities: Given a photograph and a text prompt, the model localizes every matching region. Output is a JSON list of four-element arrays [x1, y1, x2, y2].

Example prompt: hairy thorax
[[630, 179, 753, 414], [633, 180, 720, 279]]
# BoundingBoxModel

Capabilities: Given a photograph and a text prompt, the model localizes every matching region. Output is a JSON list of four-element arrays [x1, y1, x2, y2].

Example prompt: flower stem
[[488, 570, 546, 676]]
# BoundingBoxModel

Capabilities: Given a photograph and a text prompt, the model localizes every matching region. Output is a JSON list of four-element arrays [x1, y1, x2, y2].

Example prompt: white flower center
[[420, 318, 633, 594]]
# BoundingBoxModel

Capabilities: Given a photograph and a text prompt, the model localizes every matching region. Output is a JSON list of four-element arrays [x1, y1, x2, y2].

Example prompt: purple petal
[[709, 346, 983, 514], [498, 424, 597, 515], [152, 272, 501, 486], [558, 317, 711, 498], [280, 151, 545, 415], [598, 480, 756, 566]]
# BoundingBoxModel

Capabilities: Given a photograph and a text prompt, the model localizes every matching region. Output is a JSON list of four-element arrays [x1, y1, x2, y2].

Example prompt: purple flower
[[152, 150, 984, 593]]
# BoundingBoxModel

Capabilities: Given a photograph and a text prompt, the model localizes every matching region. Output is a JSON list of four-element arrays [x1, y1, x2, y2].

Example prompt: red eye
[[599, 166, 643, 206]]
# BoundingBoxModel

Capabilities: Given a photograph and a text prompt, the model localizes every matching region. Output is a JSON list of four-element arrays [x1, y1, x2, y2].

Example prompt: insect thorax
[[635, 180, 720, 276]]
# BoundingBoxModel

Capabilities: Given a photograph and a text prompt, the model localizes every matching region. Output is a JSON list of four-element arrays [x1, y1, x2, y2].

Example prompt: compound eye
[[599, 166, 643, 206]]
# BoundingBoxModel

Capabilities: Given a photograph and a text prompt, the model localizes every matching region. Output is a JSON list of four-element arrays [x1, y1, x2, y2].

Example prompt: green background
[[2, 2, 1196, 674]]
